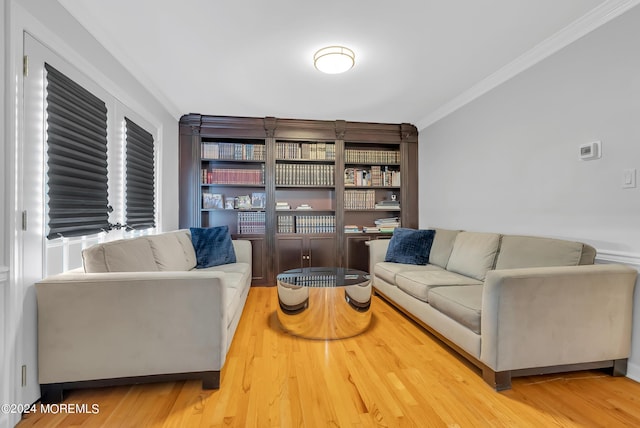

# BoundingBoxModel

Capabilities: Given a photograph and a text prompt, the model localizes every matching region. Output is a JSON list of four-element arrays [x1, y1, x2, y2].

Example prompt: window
[[45, 63, 109, 239], [125, 117, 156, 230]]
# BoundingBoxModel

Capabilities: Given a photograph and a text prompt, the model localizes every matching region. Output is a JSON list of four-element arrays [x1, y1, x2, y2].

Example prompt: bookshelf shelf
[[179, 114, 418, 284], [202, 158, 265, 163], [201, 184, 265, 188], [345, 208, 401, 212]]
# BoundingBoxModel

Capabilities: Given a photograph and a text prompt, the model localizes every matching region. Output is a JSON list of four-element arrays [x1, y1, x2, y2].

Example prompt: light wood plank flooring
[[19, 286, 640, 427]]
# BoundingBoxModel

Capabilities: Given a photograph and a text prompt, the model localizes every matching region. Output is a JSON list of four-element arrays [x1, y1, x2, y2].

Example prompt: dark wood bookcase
[[179, 114, 418, 285]]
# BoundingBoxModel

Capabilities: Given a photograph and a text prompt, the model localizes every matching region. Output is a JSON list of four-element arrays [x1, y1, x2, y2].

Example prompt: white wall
[[2, 0, 179, 420], [419, 5, 640, 380], [1, 0, 11, 426]]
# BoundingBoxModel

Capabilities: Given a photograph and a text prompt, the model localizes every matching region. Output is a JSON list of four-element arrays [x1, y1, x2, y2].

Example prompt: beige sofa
[[369, 229, 637, 390], [36, 229, 251, 403]]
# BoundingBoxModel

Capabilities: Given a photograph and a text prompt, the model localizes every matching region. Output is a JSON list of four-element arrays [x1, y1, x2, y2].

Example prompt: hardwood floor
[[19, 286, 640, 427]]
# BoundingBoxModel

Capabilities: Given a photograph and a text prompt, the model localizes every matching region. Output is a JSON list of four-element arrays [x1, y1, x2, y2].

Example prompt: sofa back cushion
[[579, 244, 597, 265], [446, 232, 501, 281], [495, 235, 587, 269], [83, 237, 159, 273], [145, 230, 197, 271], [429, 228, 460, 268]]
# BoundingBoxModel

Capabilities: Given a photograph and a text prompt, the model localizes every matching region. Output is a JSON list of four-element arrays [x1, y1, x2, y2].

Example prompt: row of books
[[237, 211, 266, 234], [375, 217, 401, 233], [375, 199, 400, 210], [344, 166, 401, 187], [201, 167, 265, 185], [278, 274, 338, 287], [344, 222, 400, 234], [201, 142, 265, 161], [275, 164, 335, 186], [345, 148, 400, 164], [277, 215, 336, 234], [276, 142, 336, 160], [344, 189, 376, 210]]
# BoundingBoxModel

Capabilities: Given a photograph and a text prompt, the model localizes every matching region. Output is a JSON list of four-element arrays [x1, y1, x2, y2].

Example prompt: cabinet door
[[309, 236, 336, 268], [276, 237, 305, 272], [235, 236, 268, 286], [345, 235, 373, 272]]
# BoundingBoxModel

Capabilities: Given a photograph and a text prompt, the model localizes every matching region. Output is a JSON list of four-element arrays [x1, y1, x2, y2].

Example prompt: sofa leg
[[40, 384, 64, 404], [202, 371, 220, 389], [611, 359, 628, 377], [482, 368, 512, 391]]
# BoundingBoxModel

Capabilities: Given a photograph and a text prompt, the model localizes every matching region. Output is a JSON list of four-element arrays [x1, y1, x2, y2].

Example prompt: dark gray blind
[[45, 63, 109, 239], [125, 118, 156, 230]]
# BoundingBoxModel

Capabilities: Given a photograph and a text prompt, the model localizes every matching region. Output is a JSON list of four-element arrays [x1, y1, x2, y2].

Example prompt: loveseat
[[369, 228, 637, 390], [35, 228, 251, 403]]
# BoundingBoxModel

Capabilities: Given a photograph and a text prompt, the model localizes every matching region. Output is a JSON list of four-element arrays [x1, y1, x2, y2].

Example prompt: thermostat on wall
[[579, 141, 601, 160]]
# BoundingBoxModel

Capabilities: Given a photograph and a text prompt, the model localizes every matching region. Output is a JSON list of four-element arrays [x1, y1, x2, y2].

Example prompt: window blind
[[45, 63, 109, 239], [125, 118, 156, 230]]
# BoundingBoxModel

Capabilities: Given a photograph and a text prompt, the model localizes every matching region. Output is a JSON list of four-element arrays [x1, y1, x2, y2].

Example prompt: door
[[20, 33, 114, 403]]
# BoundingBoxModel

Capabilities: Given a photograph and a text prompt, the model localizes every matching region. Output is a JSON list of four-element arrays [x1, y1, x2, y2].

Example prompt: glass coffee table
[[276, 267, 372, 340]]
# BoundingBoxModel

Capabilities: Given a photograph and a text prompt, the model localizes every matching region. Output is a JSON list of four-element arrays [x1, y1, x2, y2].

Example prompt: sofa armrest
[[36, 270, 230, 384], [368, 239, 390, 274], [480, 264, 637, 372], [232, 239, 252, 265]]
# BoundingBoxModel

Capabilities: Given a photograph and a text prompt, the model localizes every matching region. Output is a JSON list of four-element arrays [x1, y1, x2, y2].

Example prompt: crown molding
[[416, 0, 640, 131]]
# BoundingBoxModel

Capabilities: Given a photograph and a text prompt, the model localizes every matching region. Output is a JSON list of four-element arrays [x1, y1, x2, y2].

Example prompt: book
[[296, 204, 312, 210], [276, 201, 291, 210]]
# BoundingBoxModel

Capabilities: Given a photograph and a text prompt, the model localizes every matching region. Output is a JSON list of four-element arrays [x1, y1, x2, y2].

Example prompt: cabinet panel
[[308, 236, 336, 268], [345, 235, 373, 272], [345, 234, 392, 273], [276, 236, 336, 272], [234, 236, 268, 286], [276, 237, 305, 272]]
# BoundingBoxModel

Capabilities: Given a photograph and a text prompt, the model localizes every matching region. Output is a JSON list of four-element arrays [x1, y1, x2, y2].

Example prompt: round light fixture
[[313, 46, 355, 74]]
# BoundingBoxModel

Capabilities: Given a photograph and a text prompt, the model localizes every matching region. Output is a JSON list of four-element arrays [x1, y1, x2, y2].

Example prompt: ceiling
[[58, 0, 616, 128]]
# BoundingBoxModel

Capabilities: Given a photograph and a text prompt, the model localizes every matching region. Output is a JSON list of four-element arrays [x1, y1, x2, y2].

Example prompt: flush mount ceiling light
[[313, 46, 355, 74]]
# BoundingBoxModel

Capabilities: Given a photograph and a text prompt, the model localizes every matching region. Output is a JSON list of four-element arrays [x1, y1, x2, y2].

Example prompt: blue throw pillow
[[384, 228, 435, 265], [189, 226, 237, 268]]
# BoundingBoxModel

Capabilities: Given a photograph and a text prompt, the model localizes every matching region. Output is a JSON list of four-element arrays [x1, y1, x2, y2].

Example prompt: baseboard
[[0, 413, 21, 428], [626, 361, 640, 383]]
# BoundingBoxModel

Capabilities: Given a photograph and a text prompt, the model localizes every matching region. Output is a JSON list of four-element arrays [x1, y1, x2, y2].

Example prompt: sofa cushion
[[579, 244, 596, 265], [145, 231, 197, 271], [223, 273, 245, 327], [428, 285, 483, 334], [446, 232, 501, 281], [385, 228, 435, 265], [82, 238, 160, 273], [429, 228, 460, 269], [190, 226, 237, 268], [176, 230, 198, 267], [396, 270, 482, 302], [375, 262, 443, 285], [82, 244, 109, 273], [495, 235, 584, 270]]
